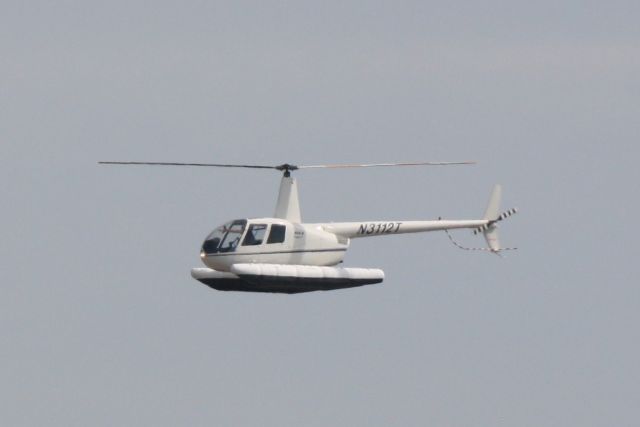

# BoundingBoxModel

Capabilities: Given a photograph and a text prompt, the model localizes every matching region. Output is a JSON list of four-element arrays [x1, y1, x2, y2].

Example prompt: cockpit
[[202, 219, 247, 254], [201, 219, 288, 255]]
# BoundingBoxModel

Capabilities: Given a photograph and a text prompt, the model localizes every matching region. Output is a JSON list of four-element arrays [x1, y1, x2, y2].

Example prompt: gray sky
[[1, 1, 639, 426]]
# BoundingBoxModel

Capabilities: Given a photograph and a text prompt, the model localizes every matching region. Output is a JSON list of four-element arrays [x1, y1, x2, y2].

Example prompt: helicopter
[[99, 161, 518, 293]]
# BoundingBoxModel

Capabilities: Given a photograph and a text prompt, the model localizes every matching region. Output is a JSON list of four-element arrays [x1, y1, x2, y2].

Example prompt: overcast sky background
[[1, 1, 639, 426]]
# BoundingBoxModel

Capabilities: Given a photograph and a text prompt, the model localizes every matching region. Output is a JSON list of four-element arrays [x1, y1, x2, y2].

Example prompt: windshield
[[202, 219, 247, 254]]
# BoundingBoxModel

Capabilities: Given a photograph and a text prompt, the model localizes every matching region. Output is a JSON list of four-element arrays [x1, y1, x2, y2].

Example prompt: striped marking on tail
[[473, 207, 518, 235]]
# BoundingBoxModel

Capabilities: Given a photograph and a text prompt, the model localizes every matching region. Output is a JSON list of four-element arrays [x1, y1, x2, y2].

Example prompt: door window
[[242, 224, 267, 246], [267, 224, 286, 244]]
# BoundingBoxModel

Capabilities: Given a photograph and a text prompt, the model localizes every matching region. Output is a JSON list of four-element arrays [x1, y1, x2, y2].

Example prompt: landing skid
[[191, 266, 384, 294]]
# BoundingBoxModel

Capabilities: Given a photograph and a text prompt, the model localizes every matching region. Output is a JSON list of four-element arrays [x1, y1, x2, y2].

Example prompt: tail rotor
[[446, 185, 518, 255]]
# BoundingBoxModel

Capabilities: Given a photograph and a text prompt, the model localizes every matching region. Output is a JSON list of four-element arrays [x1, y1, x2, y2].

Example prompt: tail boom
[[318, 184, 517, 254], [319, 219, 489, 239]]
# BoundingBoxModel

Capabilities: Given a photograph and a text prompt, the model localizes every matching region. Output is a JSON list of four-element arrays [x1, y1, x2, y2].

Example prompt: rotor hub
[[275, 163, 298, 172], [275, 163, 299, 176]]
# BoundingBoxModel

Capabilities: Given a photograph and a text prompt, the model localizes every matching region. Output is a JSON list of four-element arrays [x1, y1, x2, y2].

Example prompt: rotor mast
[[274, 167, 302, 223]]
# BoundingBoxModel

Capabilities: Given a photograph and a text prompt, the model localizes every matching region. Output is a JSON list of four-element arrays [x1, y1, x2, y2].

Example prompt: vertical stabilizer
[[483, 184, 502, 220], [274, 174, 301, 223], [482, 184, 502, 252]]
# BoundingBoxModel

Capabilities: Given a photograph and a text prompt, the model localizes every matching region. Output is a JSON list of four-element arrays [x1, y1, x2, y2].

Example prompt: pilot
[[243, 231, 256, 245]]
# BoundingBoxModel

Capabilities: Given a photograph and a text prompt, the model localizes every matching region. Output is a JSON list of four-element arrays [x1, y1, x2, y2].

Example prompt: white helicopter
[[99, 161, 518, 293]]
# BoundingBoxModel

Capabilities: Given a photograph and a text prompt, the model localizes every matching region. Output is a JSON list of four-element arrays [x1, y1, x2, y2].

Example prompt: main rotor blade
[[98, 160, 477, 172], [297, 161, 476, 169], [98, 161, 278, 170]]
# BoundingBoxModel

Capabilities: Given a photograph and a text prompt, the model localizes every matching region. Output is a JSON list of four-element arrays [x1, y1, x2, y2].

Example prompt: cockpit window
[[218, 220, 246, 252], [202, 219, 247, 254], [267, 224, 286, 244], [242, 224, 267, 246]]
